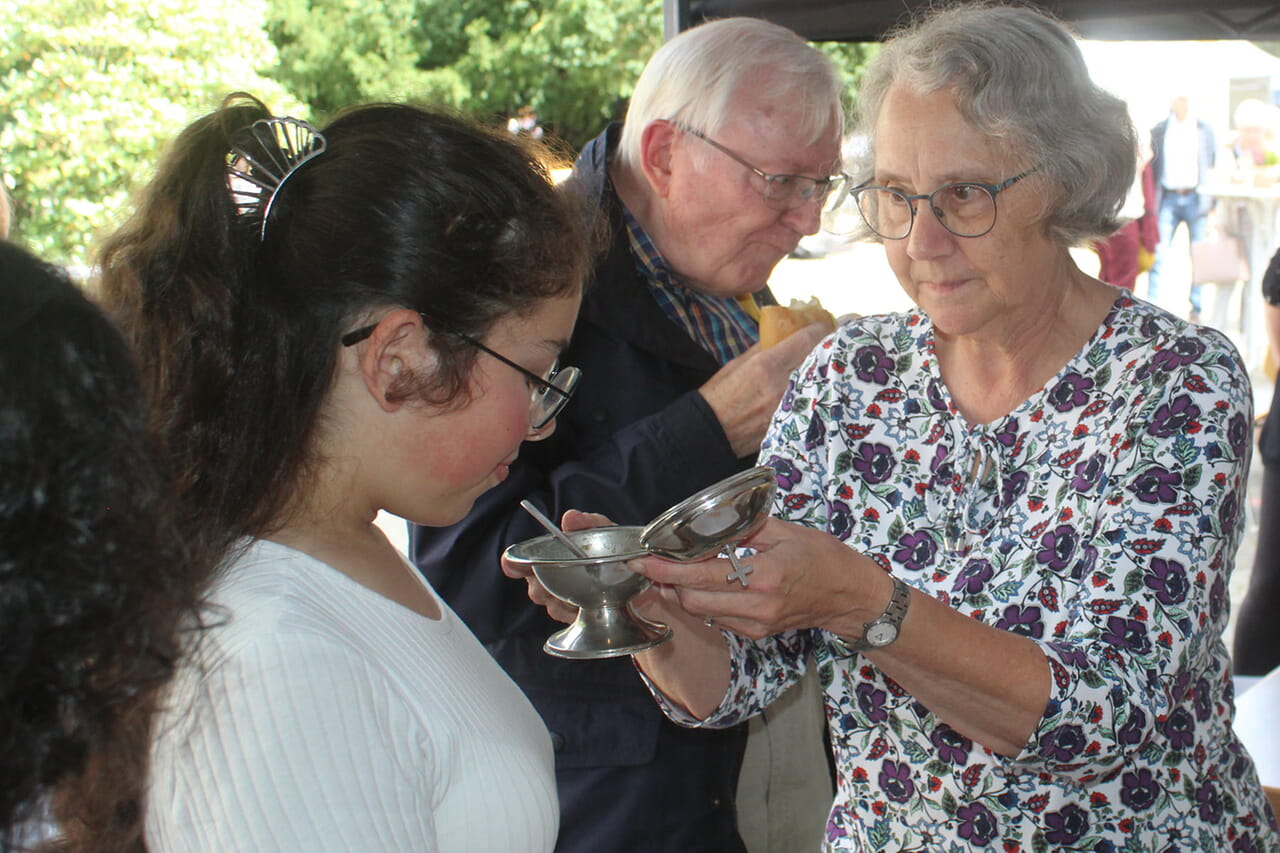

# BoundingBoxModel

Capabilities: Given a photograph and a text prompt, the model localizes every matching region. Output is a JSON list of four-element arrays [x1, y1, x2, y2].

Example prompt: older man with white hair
[[411, 17, 845, 853]]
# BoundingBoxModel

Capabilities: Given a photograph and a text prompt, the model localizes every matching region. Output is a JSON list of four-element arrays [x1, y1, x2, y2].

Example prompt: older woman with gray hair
[[547, 4, 1280, 850]]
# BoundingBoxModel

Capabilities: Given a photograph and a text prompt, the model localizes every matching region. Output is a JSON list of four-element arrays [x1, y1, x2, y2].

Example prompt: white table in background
[[1201, 181, 1280, 367], [1234, 663, 1280, 816]]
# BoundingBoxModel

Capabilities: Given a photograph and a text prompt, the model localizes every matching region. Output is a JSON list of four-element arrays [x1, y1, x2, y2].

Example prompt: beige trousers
[[735, 666, 833, 853]]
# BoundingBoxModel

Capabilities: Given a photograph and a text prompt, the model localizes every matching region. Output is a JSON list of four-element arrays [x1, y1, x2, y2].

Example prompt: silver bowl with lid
[[503, 466, 778, 659], [639, 466, 776, 561]]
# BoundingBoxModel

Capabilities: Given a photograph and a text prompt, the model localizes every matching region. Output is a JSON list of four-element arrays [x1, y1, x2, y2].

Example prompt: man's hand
[[698, 322, 829, 458]]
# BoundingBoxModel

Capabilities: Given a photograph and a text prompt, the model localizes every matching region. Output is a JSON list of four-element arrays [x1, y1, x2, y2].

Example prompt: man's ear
[[638, 119, 680, 198], [355, 308, 432, 412]]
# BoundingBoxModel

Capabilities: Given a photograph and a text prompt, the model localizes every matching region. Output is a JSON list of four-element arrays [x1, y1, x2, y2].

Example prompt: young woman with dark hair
[[97, 94, 594, 850], [0, 241, 198, 852]]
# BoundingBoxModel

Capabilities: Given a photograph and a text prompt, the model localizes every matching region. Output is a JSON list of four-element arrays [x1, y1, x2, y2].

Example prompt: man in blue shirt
[[1148, 94, 1217, 320]]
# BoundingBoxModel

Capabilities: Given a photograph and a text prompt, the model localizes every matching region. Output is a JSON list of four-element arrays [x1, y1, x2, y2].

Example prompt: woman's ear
[[638, 119, 679, 198], [355, 308, 434, 412]]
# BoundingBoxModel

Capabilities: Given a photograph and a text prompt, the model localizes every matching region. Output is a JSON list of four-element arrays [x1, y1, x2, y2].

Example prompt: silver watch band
[[827, 575, 911, 658]]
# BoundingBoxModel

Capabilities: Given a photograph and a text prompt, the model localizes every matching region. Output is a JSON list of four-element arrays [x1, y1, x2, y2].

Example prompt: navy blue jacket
[[409, 125, 757, 852]]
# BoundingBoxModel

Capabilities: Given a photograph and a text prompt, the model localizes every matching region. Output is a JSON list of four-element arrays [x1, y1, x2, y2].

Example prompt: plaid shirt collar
[[621, 203, 759, 365]]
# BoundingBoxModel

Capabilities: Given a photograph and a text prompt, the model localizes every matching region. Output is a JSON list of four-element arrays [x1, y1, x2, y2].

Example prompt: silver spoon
[[519, 500, 591, 560]]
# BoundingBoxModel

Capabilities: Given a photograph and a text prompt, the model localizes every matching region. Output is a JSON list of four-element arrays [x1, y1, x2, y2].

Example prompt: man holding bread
[[409, 17, 843, 853]]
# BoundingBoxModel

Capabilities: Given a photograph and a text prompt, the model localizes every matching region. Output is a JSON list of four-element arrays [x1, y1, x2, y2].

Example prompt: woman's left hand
[[500, 509, 615, 625], [631, 516, 888, 641]]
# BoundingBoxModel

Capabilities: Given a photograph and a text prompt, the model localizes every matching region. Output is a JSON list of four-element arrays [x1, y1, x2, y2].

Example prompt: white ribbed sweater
[[146, 539, 557, 852]]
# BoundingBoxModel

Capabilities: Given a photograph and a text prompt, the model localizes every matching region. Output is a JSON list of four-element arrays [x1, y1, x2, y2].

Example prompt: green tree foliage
[[267, 0, 663, 149], [264, 0, 878, 151], [3, 0, 875, 265], [0, 0, 300, 266], [820, 41, 879, 120]]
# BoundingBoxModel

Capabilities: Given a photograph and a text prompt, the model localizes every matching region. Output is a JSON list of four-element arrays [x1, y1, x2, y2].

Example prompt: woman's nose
[[905, 202, 955, 259]]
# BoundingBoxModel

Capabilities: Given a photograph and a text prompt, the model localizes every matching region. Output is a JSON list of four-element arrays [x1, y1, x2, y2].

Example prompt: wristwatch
[[828, 575, 911, 657]]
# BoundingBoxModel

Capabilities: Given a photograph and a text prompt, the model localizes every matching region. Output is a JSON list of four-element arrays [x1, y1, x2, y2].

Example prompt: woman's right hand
[[499, 508, 720, 643], [501, 509, 736, 718], [500, 509, 613, 625]]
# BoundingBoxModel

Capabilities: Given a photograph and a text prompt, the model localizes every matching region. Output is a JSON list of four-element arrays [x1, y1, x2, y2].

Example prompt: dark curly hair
[[97, 94, 595, 575], [0, 241, 199, 852]]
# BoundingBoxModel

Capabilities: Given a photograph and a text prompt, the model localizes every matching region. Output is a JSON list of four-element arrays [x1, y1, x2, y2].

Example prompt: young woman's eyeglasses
[[459, 334, 579, 430], [680, 126, 848, 212], [840, 166, 1041, 240], [340, 316, 580, 430]]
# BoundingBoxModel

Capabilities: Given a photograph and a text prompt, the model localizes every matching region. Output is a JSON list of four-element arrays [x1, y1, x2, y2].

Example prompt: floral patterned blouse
[[650, 296, 1279, 851]]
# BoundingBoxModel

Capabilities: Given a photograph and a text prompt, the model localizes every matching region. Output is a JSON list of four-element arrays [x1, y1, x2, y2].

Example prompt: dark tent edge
[[679, 1, 1280, 41]]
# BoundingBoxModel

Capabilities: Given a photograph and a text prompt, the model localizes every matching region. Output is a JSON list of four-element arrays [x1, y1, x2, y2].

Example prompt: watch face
[[865, 622, 898, 647]]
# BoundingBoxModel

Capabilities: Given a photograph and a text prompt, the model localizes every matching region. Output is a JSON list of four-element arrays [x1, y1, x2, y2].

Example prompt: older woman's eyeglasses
[[843, 167, 1041, 240], [680, 126, 848, 212], [341, 317, 580, 430]]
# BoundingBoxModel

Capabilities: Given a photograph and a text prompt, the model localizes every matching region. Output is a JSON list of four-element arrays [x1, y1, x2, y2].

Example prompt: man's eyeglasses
[[680, 126, 847, 212], [341, 315, 580, 430], [837, 167, 1040, 240]]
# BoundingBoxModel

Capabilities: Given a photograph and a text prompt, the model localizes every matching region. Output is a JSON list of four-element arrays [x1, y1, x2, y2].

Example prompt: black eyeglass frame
[[679, 125, 848, 210], [848, 166, 1042, 240], [340, 315, 577, 430]]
